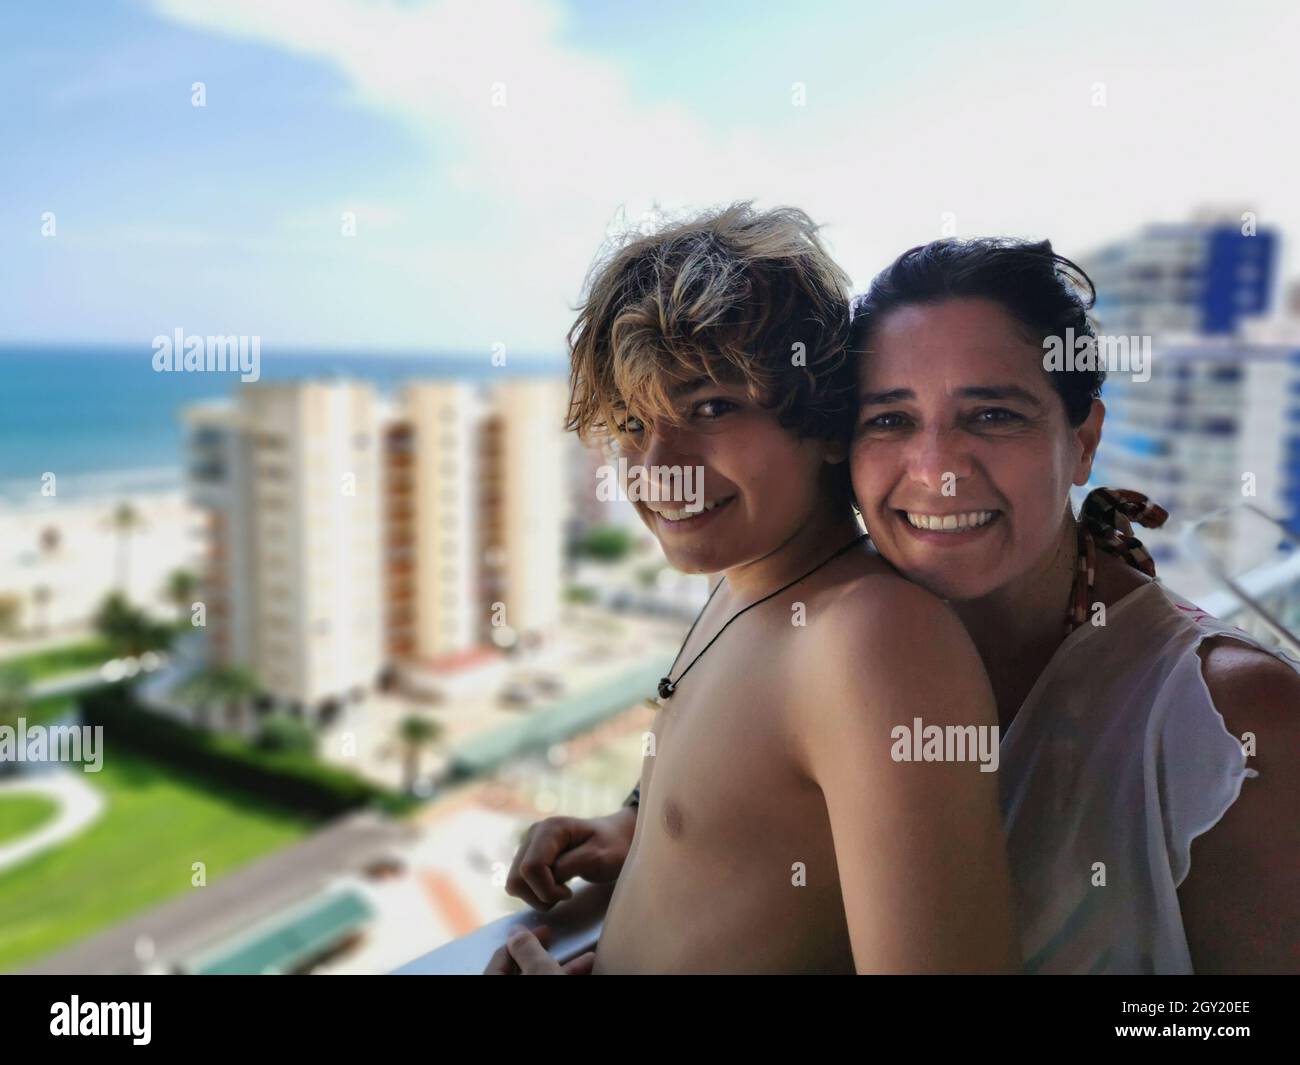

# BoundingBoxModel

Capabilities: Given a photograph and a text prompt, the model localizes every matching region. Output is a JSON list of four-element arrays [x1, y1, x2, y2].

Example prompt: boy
[[492, 204, 1017, 974]]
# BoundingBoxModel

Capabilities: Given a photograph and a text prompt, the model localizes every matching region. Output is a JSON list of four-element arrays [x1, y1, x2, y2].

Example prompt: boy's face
[[850, 298, 1102, 602], [615, 379, 844, 575]]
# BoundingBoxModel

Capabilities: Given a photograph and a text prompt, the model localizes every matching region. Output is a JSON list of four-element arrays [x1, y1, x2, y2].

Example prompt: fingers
[[483, 924, 548, 975], [483, 942, 519, 975], [563, 951, 597, 976], [505, 824, 546, 910], [505, 927, 565, 975], [484, 925, 591, 977], [506, 818, 592, 910], [553, 808, 635, 884], [552, 846, 600, 887]]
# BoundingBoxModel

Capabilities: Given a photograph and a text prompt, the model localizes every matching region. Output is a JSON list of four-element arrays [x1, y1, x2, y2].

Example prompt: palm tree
[[178, 665, 259, 731], [30, 585, 52, 636], [33, 526, 60, 638], [93, 593, 169, 658], [106, 502, 146, 596], [38, 525, 61, 556], [0, 595, 21, 639], [0, 665, 27, 725], [0, 666, 29, 775], [164, 569, 198, 624], [397, 715, 442, 794]]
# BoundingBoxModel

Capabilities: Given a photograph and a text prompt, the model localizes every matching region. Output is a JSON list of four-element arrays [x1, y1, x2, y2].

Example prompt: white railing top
[[390, 880, 613, 975]]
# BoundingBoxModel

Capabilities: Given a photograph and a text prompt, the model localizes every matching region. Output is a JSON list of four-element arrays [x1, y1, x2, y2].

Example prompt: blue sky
[[3, 0, 1297, 354]]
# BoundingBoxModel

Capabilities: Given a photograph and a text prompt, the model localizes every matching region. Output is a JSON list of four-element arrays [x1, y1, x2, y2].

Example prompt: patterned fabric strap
[[1080, 486, 1169, 576], [1069, 486, 1169, 632]]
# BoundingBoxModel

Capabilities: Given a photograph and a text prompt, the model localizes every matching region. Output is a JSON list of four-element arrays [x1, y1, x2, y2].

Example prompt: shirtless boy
[[487, 204, 1018, 974]]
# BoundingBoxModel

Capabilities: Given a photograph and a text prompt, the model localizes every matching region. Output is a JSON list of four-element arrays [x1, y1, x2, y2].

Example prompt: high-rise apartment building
[[1081, 213, 1295, 596], [185, 376, 570, 721], [186, 381, 384, 723], [1084, 213, 1277, 337]]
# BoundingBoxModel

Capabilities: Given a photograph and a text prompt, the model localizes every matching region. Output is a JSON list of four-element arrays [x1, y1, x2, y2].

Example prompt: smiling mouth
[[652, 495, 736, 524], [897, 509, 1000, 533]]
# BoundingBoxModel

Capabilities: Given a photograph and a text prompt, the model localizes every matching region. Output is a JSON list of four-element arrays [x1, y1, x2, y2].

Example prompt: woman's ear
[[1072, 399, 1105, 486]]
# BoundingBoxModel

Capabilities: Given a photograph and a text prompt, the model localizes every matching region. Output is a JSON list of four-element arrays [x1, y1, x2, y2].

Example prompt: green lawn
[[0, 794, 59, 845], [0, 749, 319, 973], [17, 693, 78, 728], [3, 638, 114, 682]]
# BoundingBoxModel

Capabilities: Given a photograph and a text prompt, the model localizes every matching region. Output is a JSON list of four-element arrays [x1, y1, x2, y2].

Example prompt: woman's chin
[[892, 560, 1001, 604]]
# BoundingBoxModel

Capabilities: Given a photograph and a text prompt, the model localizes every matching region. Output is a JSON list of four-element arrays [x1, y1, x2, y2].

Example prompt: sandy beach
[[0, 490, 202, 656]]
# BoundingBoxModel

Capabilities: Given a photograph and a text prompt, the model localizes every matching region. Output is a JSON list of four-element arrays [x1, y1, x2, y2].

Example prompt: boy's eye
[[693, 397, 738, 419]]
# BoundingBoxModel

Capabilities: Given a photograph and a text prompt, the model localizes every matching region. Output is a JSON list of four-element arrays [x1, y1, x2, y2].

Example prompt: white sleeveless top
[[999, 579, 1286, 974]]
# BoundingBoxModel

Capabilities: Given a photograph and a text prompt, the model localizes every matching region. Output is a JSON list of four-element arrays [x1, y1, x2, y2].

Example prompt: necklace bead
[[654, 533, 867, 703]]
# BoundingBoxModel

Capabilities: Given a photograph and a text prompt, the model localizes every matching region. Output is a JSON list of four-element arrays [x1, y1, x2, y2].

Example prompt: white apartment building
[[386, 382, 482, 665], [479, 379, 568, 649], [186, 375, 570, 722], [187, 381, 384, 723], [386, 378, 569, 669]]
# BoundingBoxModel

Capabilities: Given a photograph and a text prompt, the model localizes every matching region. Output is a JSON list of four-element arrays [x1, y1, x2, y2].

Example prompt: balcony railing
[[390, 880, 612, 975]]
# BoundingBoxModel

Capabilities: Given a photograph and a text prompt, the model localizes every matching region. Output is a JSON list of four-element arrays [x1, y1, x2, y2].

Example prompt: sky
[[2, 0, 1297, 355]]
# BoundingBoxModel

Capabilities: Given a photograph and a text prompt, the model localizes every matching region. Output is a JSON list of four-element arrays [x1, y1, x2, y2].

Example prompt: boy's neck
[[718, 505, 862, 602]]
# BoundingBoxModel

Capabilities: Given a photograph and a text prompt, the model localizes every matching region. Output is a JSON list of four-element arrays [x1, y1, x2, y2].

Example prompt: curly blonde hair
[[566, 202, 854, 451]]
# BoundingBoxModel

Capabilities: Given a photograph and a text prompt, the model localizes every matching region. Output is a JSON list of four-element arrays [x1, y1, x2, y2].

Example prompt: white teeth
[[904, 510, 996, 532], [657, 496, 732, 522]]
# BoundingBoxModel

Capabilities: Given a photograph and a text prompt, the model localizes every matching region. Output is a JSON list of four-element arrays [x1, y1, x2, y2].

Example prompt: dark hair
[[849, 238, 1103, 426]]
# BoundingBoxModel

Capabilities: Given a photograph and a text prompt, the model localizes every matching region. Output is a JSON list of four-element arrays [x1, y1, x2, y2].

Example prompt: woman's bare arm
[[1179, 638, 1300, 973]]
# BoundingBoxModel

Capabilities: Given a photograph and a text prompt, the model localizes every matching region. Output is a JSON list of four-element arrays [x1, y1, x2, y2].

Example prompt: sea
[[0, 344, 566, 507]]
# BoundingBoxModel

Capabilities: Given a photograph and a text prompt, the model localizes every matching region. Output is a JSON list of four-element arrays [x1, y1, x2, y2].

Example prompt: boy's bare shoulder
[[789, 554, 991, 713], [781, 555, 996, 779], [801, 553, 966, 650]]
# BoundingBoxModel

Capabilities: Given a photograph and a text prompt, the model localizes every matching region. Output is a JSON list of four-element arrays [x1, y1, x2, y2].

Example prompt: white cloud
[[150, 0, 1300, 350]]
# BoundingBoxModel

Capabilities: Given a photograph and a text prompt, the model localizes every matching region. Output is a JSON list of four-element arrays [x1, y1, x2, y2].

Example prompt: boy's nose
[[640, 424, 691, 469]]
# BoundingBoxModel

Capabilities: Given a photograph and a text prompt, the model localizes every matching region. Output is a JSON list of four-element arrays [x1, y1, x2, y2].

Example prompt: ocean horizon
[[0, 344, 567, 507]]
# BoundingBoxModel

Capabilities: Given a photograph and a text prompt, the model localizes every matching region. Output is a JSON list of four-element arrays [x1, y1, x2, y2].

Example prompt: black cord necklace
[[656, 532, 869, 702]]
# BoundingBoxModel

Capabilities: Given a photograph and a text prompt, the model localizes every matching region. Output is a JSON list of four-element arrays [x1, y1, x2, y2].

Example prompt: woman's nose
[[906, 428, 973, 495]]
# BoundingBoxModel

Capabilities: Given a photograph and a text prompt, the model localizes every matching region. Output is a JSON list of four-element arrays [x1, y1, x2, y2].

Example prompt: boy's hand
[[483, 926, 597, 975], [505, 807, 636, 910]]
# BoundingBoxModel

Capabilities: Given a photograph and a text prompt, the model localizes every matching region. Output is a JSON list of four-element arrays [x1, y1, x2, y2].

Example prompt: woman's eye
[[970, 407, 1022, 425], [860, 411, 911, 432], [616, 414, 645, 434]]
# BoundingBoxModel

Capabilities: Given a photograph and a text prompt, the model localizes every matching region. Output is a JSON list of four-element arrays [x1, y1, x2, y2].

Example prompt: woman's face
[[850, 297, 1102, 603]]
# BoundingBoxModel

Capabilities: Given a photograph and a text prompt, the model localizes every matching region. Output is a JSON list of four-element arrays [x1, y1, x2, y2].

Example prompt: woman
[[499, 237, 1300, 975], [846, 237, 1300, 974]]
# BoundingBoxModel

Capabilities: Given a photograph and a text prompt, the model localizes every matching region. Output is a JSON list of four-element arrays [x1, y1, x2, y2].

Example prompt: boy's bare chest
[[638, 645, 818, 848]]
